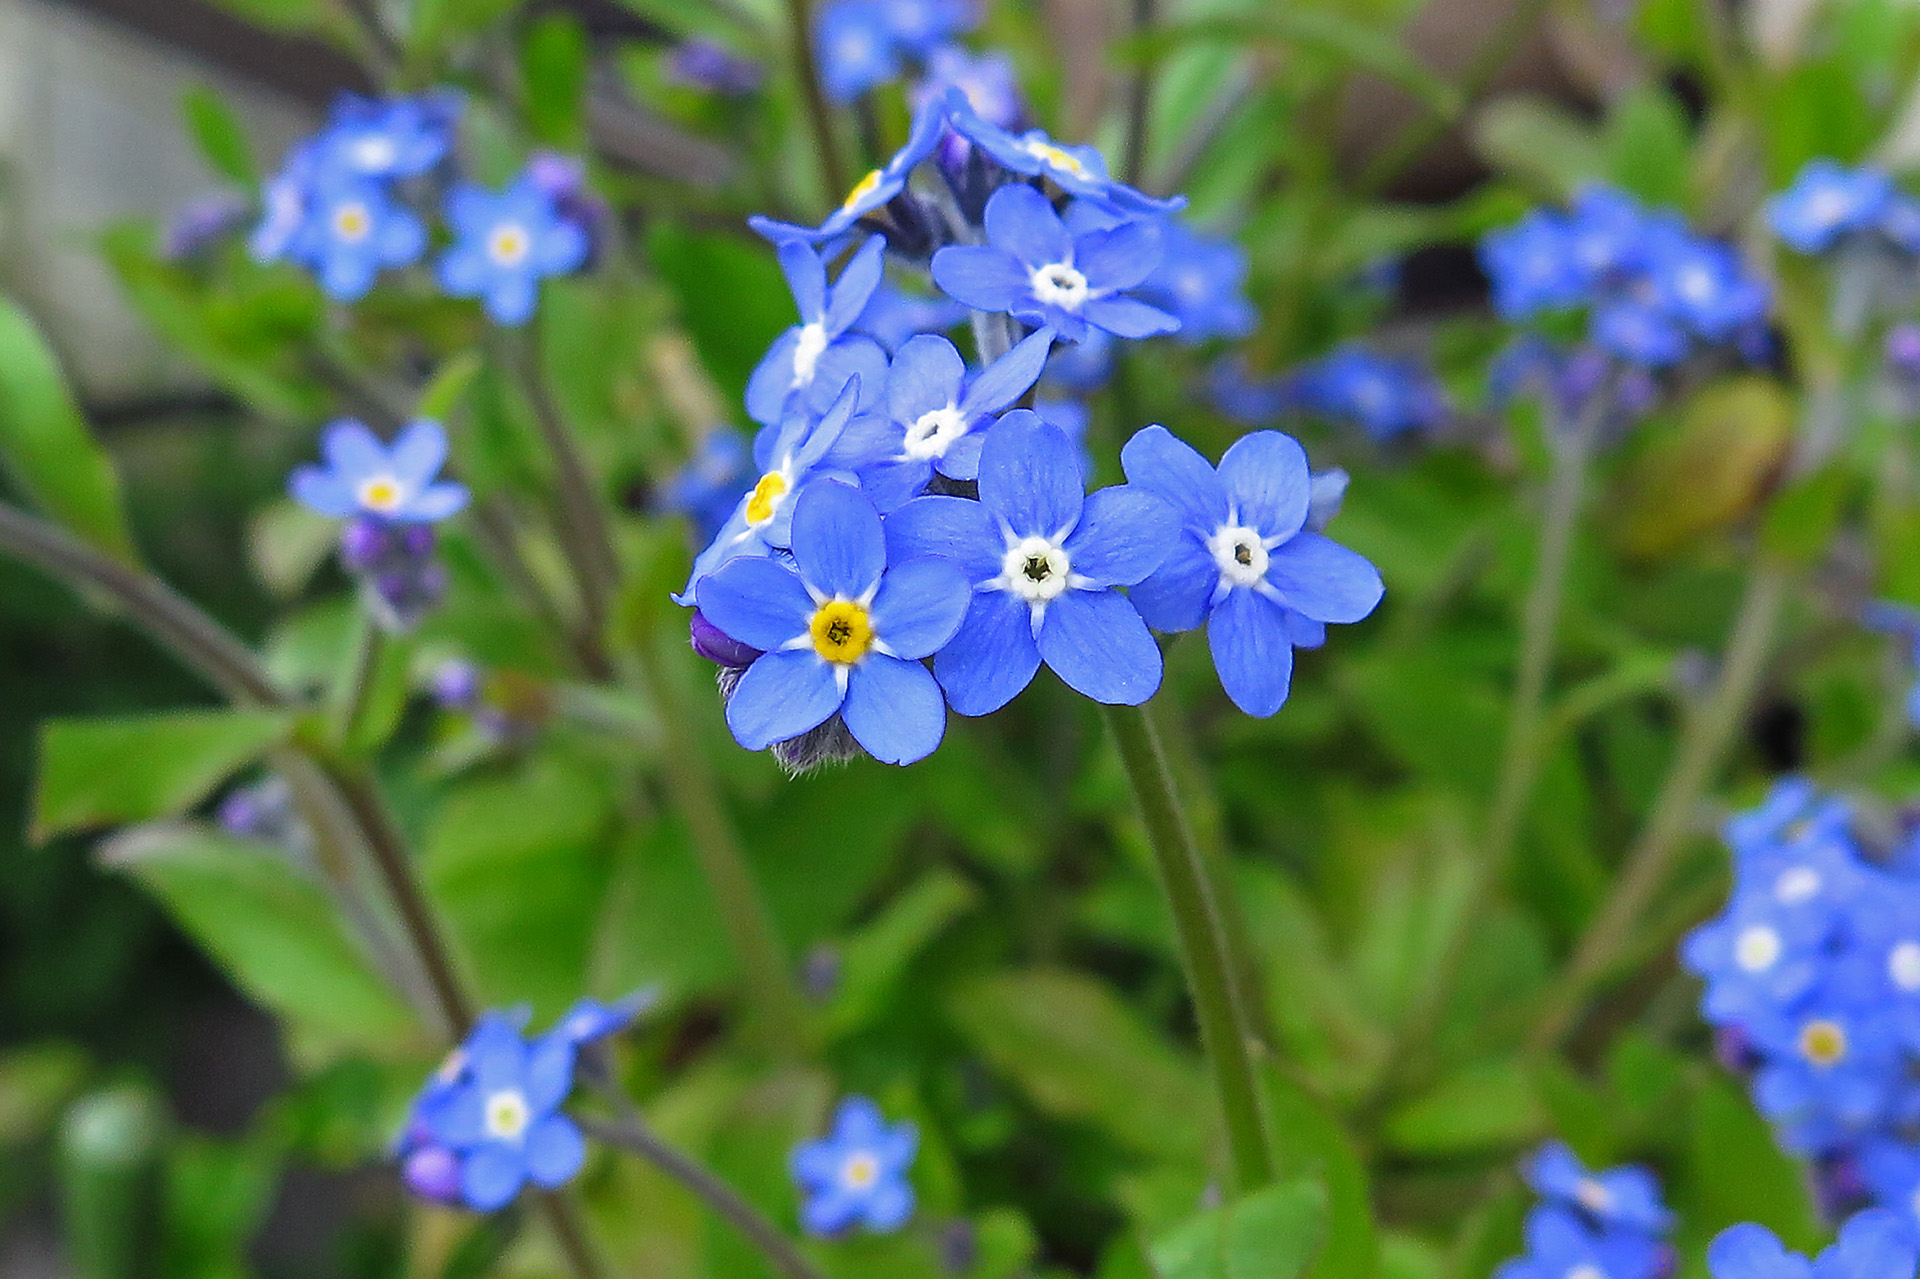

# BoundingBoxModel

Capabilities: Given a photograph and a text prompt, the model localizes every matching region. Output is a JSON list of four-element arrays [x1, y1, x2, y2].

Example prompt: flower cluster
[[1708, 1209, 1917, 1278], [1769, 161, 1920, 257], [1683, 779, 1920, 1225], [248, 92, 588, 320], [1480, 185, 1771, 373], [1494, 1142, 1675, 1279], [398, 995, 648, 1212], [815, 0, 976, 102], [789, 1096, 919, 1236], [1211, 344, 1449, 442], [672, 89, 1371, 769], [289, 418, 469, 631]]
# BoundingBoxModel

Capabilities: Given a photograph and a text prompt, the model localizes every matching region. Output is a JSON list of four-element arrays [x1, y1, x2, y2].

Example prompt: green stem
[[1121, 0, 1158, 187], [784, 0, 850, 199], [1104, 702, 1273, 1191], [1527, 562, 1791, 1052], [332, 615, 384, 751]]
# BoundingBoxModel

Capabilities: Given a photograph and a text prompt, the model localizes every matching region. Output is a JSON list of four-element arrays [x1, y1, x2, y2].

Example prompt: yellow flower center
[[842, 169, 886, 213], [358, 475, 404, 512], [810, 600, 873, 664], [484, 1089, 531, 1140], [489, 223, 531, 267], [745, 472, 788, 526], [1026, 141, 1087, 178], [842, 1152, 880, 1189], [1800, 1019, 1848, 1066], [333, 202, 373, 242]]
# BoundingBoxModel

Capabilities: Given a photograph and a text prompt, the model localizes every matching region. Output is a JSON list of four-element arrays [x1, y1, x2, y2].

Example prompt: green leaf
[[522, 15, 590, 147], [826, 870, 978, 1036], [1471, 95, 1606, 199], [100, 825, 417, 1056], [1380, 1059, 1545, 1155], [1262, 1071, 1376, 1279], [1602, 84, 1692, 207], [1150, 1179, 1326, 1279], [180, 86, 256, 186], [418, 350, 484, 424], [0, 298, 139, 562], [1676, 1072, 1823, 1252], [1761, 467, 1854, 566], [247, 499, 338, 599], [410, 0, 525, 52], [35, 712, 291, 841]]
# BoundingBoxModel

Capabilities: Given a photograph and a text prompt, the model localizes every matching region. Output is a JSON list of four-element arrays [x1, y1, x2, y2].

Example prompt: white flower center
[[1734, 924, 1782, 973], [1808, 188, 1852, 227], [1000, 535, 1071, 604], [1679, 264, 1716, 303], [1891, 941, 1920, 992], [1566, 1267, 1604, 1279], [351, 136, 398, 171], [1206, 524, 1269, 588], [484, 1089, 531, 1141], [489, 223, 531, 267], [1030, 262, 1089, 311], [792, 322, 829, 388], [1575, 1178, 1613, 1214], [1775, 865, 1822, 905], [902, 404, 969, 460], [841, 1152, 880, 1190], [357, 473, 405, 513]]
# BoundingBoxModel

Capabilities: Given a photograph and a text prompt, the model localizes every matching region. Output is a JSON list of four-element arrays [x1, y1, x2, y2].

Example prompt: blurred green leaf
[[1615, 376, 1792, 561], [59, 1084, 165, 1279], [1150, 1178, 1326, 1279], [160, 1133, 279, 1279], [1602, 84, 1692, 207], [247, 499, 338, 600], [410, 0, 526, 53], [1263, 1071, 1377, 1279], [1380, 1059, 1545, 1155], [825, 869, 978, 1037], [0, 1042, 89, 1144], [36, 712, 291, 841], [420, 350, 485, 424], [1760, 468, 1853, 565], [1676, 1072, 1823, 1253], [0, 298, 140, 562], [180, 86, 256, 186], [522, 15, 591, 148], [1471, 95, 1606, 199]]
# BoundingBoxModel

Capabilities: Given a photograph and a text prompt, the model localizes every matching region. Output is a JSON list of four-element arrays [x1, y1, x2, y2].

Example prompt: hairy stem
[[1104, 702, 1273, 1190]]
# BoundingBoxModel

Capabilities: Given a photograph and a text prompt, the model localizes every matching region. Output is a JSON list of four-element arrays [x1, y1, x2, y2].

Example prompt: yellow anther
[[810, 599, 873, 664]]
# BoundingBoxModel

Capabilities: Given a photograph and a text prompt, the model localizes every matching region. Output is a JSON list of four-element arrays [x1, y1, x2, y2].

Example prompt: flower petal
[[290, 467, 358, 518], [984, 183, 1071, 268], [933, 589, 1042, 716], [790, 479, 886, 599], [777, 238, 826, 321], [959, 327, 1053, 418], [884, 494, 1001, 582], [388, 419, 449, 487], [725, 649, 844, 750], [696, 556, 814, 651], [1218, 429, 1311, 538], [1075, 218, 1162, 292], [825, 235, 888, 334], [402, 482, 470, 523], [1062, 485, 1177, 587], [931, 245, 1031, 313], [524, 1114, 587, 1188], [1262, 532, 1383, 624], [1129, 539, 1215, 633], [977, 410, 1084, 538], [855, 457, 934, 513], [861, 1178, 916, 1232], [745, 327, 803, 426], [1119, 425, 1229, 530], [321, 419, 385, 483], [486, 274, 539, 327], [843, 655, 948, 764], [869, 556, 970, 659], [806, 336, 890, 418], [1037, 589, 1162, 705], [461, 1144, 526, 1211], [522, 1036, 576, 1113], [887, 334, 966, 425], [1080, 295, 1180, 339], [1208, 588, 1294, 717]]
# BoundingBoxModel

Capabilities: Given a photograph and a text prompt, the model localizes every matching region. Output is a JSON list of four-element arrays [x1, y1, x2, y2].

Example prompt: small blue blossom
[[1769, 161, 1896, 255], [1479, 208, 1590, 320], [829, 327, 1053, 508], [750, 96, 950, 244], [1494, 1207, 1666, 1279], [932, 185, 1178, 343], [946, 94, 1182, 216], [1208, 355, 1300, 425], [661, 430, 757, 546], [1681, 887, 1831, 1026], [746, 236, 891, 425], [316, 92, 460, 180], [438, 173, 590, 326], [1293, 345, 1448, 441], [695, 480, 969, 764], [816, 0, 902, 102], [290, 419, 469, 524], [885, 413, 1177, 714], [1145, 219, 1256, 343], [913, 47, 1022, 172], [550, 990, 658, 1047], [1709, 1210, 1917, 1279], [1648, 231, 1772, 342], [1120, 426, 1383, 716], [666, 39, 765, 95], [250, 141, 321, 265], [791, 1096, 919, 1236], [1748, 977, 1905, 1154], [294, 170, 427, 301], [1523, 1142, 1674, 1235], [1860, 1141, 1920, 1233], [875, 0, 974, 54]]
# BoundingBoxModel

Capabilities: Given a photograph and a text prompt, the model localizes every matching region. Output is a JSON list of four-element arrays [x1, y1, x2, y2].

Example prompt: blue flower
[[875, 0, 974, 54], [1709, 1210, 1917, 1279], [1563, 187, 1656, 283], [746, 236, 891, 425], [676, 378, 864, 601], [1119, 426, 1382, 716], [1592, 296, 1692, 368], [1723, 777, 1844, 858], [661, 430, 757, 546], [1706, 1223, 1815, 1279], [1479, 208, 1589, 320], [695, 479, 969, 764], [913, 47, 1022, 158], [550, 990, 658, 1047], [1748, 978, 1905, 1154], [1769, 161, 1895, 255], [666, 39, 765, 96], [830, 327, 1053, 508], [293, 170, 426, 301], [438, 173, 590, 326], [946, 94, 1182, 216], [1522, 1142, 1674, 1235], [1859, 1140, 1920, 1231], [932, 185, 1178, 343], [885, 412, 1177, 714], [315, 92, 460, 180], [750, 96, 950, 244], [415, 1011, 589, 1212], [290, 419, 469, 524], [1648, 231, 1772, 342], [1681, 887, 1831, 1026], [1838, 883, 1920, 1052], [1493, 1207, 1666, 1279], [853, 279, 970, 352], [791, 1096, 919, 1236], [816, 0, 901, 102], [1146, 219, 1256, 343], [1292, 345, 1447, 441], [250, 141, 322, 265]]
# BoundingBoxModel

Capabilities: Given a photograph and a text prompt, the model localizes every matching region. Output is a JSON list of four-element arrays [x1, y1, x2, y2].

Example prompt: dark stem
[[1121, 0, 1157, 187], [784, 0, 850, 198], [469, 500, 614, 680], [535, 1191, 610, 1279]]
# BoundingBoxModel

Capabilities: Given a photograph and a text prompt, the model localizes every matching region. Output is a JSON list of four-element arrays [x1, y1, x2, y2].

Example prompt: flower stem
[[784, 0, 849, 200], [1120, 0, 1157, 187], [1103, 701, 1273, 1191], [332, 614, 385, 751], [1527, 561, 1791, 1052]]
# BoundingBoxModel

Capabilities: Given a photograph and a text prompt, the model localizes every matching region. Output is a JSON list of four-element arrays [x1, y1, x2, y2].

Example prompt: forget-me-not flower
[[290, 419, 469, 524], [316, 92, 460, 180], [746, 236, 891, 425], [1709, 1210, 1916, 1279], [1748, 978, 1904, 1154], [438, 174, 590, 326], [1293, 344, 1447, 441], [751, 97, 950, 245], [791, 1096, 919, 1236], [932, 185, 1178, 342], [816, 0, 901, 102], [295, 170, 427, 302], [946, 96, 1182, 216], [875, 0, 973, 54], [661, 430, 757, 546], [885, 413, 1177, 714], [853, 279, 970, 352], [1523, 1142, 1674, 1235], [1769, 161, 1896, 255], [1120, 426, 1383, 716], [1493, 1207, 1666, 1279], [695, 479, 968, 764]]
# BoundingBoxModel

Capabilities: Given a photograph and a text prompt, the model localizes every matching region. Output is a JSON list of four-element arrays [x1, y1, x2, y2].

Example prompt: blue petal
[[825, 236, 888, 334], [884, 495, 1001, 582], [467, 1018, 529, 1090], [746, 328, 803, 426], [791, 479, 886, 599], [1062, 485, 1177, 587], [426, 1085, 489, 1149], [388, 419, 448, 488], [439, 246, 489, 296], [695, 556, 814, 651], [888, 335, 966, 424], [1120, 425, 1229, 530], [931, 246, 1030, 313], [843, 655, 948, 764], [524, 1114, 587, 1188], [869, 556, 970, 659], [535, 222, 588, 275], [860, 1178, 916, 1232], [1075, 219, 1162, 292], [959, 327, 1054, 418], [1707, 1224, 1807, 1279], [378, 209, 427, 265], [935, 430, 985, 481], [321, 419, 385, 484], [933, 589, 1042, 715], [793, 377, 865, 470], [825, 412, 903, 472], [461, 1144, 527, 1211], [855, 457, 933, 513], [777, 239, 826, 321], [1129, 539, 1215, 633], [725, 649, 844, 750], [984, 184, 1070, 267], [834, 1096, 888, 1142], [1262, 533, 1383, 623], [791, 1138, 843, 1188], [402, 482, 470, 523], [977, 410, 1084, 539], [1081, 295, 1180, 339], [1037, 589, 1162, 705], [486, 274, 539, 327], [802, 1183, 862, 1236], [1208, 588, 1294, 717], [522, 1035, 576, 1113], [806, 337, 891, 418], [1218, 430, 1311, 538], [290, 468, 358, 518]]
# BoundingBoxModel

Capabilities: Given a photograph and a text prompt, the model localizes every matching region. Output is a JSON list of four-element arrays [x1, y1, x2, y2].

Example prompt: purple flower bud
[[1889, 322, 1920, 378], [217, 790, 263, 837], [1713, 1023, 1761, 1074], [399, 524, 437, 557], [802, 945, 842, 1003], [163, 193, 250, 261], [340, 517, 392, 573], [690, 611, 763, 668], [938, 1221, 978, 1275], [402, 1144, 463, 1204], [667, 39, 765, 96], [432, 660, 483, 710]]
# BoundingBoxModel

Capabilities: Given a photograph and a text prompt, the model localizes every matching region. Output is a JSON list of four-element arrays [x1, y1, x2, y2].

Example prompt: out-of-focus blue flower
[[1493, 1208, 1666, 1279], [746, 237, 891, 424], [829, 327, 1052, 508], [1682, 886, 1832, 1026], [1769, 161, 1896, 255], [662, 430, 757, 546], [932, 185, 1178, 343], [295, 171, 427, 301], [853, 279, 969, 352], [251, 142, 321, 264], [523, 151, 607, 260], [1859, 1141, 1920, 1234], [1649, 232, 1772, 342], [885, 413, 1176, 714], [1120, 426, 1382, 716], [1592, 295, 1692, 368], [431, 660, 484, 711], [876, 0, 973, 53], [316, 92, 460, 180], [438, 173, 590, 326], [165, 193, 250, 261], [1292, 344, 1447, 441], [791, 1096, 919, 1236], [913, 46, 1021, 143], [1146, 219, 1256, 343], [816, 0, 901, 102], [666, 39, 765, 95], [1480, 208, 1589, 320], [1208, 355, 1300, 425], [1748, 978, 1905, 1154], [1523, 1142, 1674, 1235], [550, 990, 657, 1047], [1706, 1222, 1816, 1279], [946, 95, 1182, 216], [696, 480, 968, 764], [751, 96, 950, 244], [291, 419, 468, 524], [1709, 1210, 1916, 1279]]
